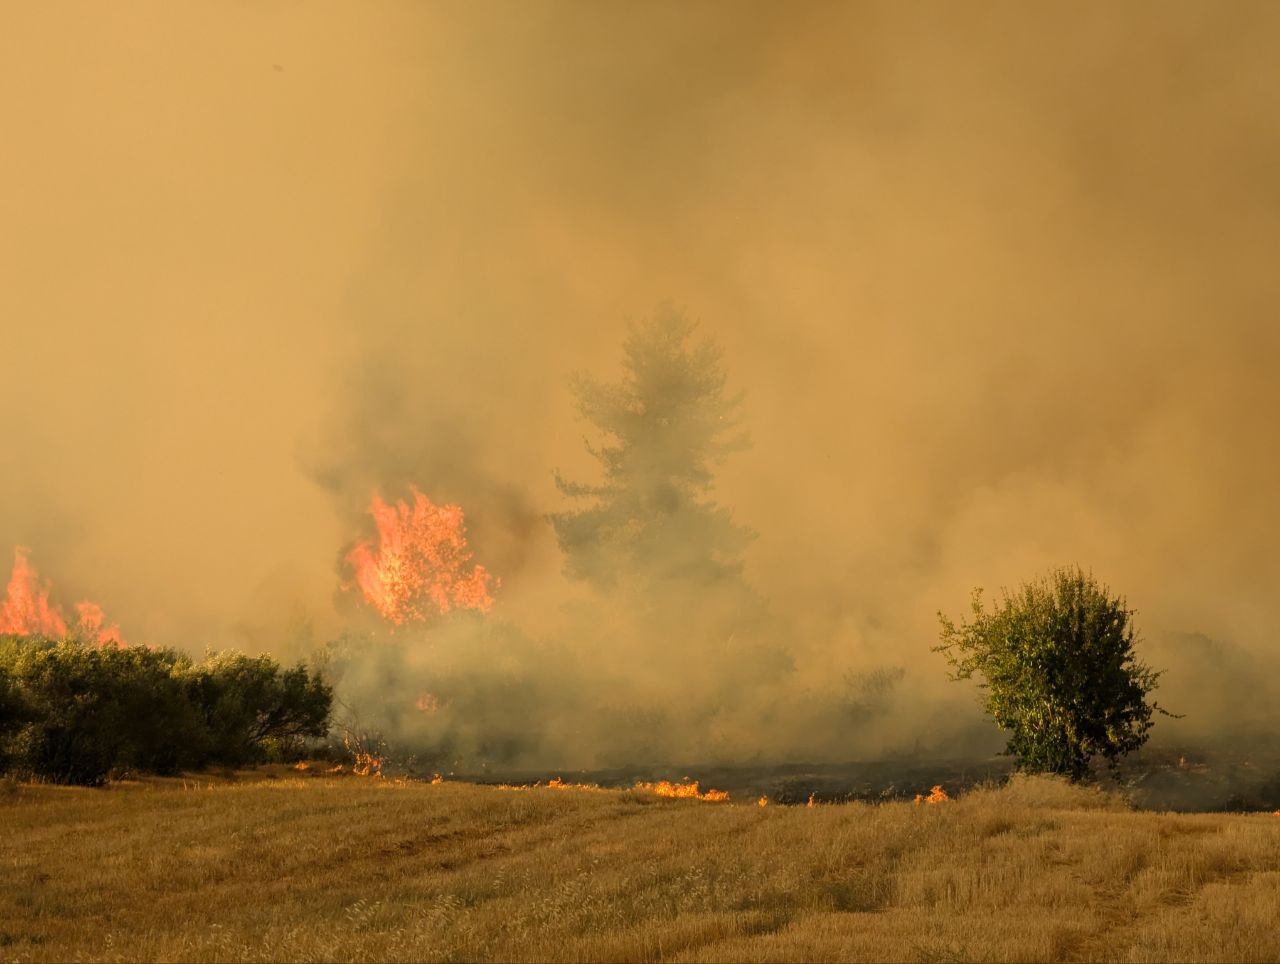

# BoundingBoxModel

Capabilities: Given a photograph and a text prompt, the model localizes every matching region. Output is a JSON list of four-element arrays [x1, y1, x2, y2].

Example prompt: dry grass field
[[2, 769, 1278, 963]]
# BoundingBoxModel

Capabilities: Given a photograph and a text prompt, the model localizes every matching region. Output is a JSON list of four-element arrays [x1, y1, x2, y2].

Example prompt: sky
[[2, 2, 1278, 756]]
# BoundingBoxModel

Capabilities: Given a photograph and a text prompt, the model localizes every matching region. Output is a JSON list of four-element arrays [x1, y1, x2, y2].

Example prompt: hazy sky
[[3, 2, 1278, 686]]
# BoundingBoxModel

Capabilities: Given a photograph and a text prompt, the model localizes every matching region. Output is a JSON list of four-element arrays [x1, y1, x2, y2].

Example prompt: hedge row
[[0, 636, 332, 785]]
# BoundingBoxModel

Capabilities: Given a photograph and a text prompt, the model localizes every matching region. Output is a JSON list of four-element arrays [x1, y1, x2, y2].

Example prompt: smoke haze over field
[[3, 2, 1279, 764]]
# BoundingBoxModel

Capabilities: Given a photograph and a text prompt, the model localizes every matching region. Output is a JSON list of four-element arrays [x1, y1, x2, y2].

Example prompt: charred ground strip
[[449, 747, 1280, 812]]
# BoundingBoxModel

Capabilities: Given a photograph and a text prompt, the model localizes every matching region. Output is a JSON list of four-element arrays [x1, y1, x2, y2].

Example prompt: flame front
[[498, 778, 603, 792], [0, 547, 124, 647], [347, 489, 496, 626], [633, 780, 730, 802], [914, 785, 951, 804]]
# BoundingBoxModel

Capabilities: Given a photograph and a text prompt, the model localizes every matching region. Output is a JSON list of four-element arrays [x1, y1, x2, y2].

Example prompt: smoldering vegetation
[[3, 3, 1280, 809]]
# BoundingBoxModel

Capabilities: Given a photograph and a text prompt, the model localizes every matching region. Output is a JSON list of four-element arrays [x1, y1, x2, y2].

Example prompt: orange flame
[[633, 780, 730, 802], [347, 489, 496, 626], [806, 793, 816, 808], [498, 778, 603, 792], [757, 796, 770, 808], [350, 752, 383, 777], [914, 785, 951, 804], [0, 547, 124, 647], [73, 601, 124, 649]]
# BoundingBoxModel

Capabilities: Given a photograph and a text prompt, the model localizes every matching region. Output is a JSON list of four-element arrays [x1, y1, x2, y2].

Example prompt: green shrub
[[0, 636, 332, 785], [181, 651, 333, 765], [935, 566, 1169, 781]]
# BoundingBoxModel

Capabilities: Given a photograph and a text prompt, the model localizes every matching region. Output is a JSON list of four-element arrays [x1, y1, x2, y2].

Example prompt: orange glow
[[633, 779, 730, 802], [415, 692, 442, 713], [546, 778, 603, 791], [914, 785, 951, 804], [0, 547, 125, 646], [73, 601, 125, 649], [346, 488, 496, 626], [806, 793, 816, 808], [1, 547, 67, 638], [430, 773, 444, 785], [350, 752, 383, 777], [498, 778, 603, 792], [757, 796, 769, 807], [293, 761, 312, 771]]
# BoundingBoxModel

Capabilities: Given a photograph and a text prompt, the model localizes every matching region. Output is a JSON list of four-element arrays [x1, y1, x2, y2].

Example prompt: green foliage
[[935, 567, 1168, 780], [181, 651, 333, 765], [0, 636, 332, 785], [550, 304, 754, 595]]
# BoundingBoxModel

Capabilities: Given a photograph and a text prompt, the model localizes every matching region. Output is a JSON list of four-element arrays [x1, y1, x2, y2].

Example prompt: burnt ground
[[433, 742, 1280, 812]]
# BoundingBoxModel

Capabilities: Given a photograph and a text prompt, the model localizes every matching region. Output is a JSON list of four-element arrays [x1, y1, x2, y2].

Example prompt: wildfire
[[0, 547, 125, 647], [347, 488, 496, 626], [341, 730, 385, 777], [757, 796, 770, 808], [632, 780, 730, 802], [350, 752, 383, 777], [499, 778, 603, 792], [415, 692, 442, 713], [807, 793, 816, 808], [74, 601, 124, 648], [915, 785, 951, 804]]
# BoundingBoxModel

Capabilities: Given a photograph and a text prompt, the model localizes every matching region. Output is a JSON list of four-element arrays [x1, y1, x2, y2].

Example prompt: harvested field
[[2, 770, 1278, 962]]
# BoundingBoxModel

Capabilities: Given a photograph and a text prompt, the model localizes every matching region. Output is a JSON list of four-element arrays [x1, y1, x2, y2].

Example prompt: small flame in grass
[[807, 793, 816, 809], [430, 774, 444, 785], [341, 731, 385, 777], [347, 489, 496, 627], [293, 762, 311, 771], [633, 780, 730, 802], [757, 796, 770, 808], [499, 778, 604, 792], [914, 785, 951, 804], [0, 547, 125, 646]]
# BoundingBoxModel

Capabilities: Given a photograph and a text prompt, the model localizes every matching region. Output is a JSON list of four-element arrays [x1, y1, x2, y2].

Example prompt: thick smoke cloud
[[2, 2, 1278, 768]]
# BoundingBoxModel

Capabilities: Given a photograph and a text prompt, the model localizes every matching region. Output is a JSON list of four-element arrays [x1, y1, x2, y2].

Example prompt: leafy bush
[[181, 651, 333, 765], [935, 566, 1169, 780], [0, 636, 332, 785]]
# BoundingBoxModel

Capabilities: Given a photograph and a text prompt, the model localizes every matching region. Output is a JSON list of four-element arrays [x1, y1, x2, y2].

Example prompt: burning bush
[[346, 489, 495, 626], [0, 548, 125, 646], [0, 637, 333, 785]]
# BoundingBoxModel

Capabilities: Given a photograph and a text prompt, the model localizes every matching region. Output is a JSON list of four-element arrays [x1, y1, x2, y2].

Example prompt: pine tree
[[550, 305, 754, 599]]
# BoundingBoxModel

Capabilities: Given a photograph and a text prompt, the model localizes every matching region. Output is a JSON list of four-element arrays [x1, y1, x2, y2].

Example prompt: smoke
[[2, 2, 1279, 770]]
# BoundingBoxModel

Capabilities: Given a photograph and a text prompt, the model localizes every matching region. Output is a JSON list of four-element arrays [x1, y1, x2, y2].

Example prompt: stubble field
[[2, 769, 1278, 963]]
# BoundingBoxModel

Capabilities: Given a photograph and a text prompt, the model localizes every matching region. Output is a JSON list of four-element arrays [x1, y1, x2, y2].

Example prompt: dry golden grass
[[1, 768, 1278, 962]]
